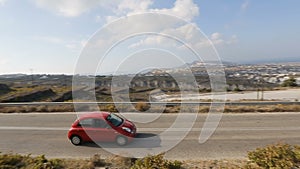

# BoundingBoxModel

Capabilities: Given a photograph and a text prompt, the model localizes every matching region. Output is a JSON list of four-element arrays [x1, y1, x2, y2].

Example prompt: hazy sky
[[0, 0, 299, 74]]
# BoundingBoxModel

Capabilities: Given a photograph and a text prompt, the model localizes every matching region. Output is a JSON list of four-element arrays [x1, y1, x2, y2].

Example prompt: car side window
[[78, 118, 93, 127], [93, 119, 110, 128]]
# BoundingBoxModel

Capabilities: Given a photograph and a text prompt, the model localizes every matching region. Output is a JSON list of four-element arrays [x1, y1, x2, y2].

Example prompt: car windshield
[[106, 113, 123, 127]]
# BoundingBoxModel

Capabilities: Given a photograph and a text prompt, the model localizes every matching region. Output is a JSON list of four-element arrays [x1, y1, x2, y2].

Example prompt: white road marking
[[0, 126, 299, 131], [0, 126, 69, 131]]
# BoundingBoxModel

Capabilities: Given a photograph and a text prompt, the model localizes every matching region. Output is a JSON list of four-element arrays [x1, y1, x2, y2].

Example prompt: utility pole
[[256, 78, 264, 101], [261, 88, 264, 101]]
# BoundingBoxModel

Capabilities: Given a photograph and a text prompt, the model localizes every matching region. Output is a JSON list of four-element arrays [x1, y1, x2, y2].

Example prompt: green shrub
[[130, 153, 182, 169], [247, 143, 300, 169], [90, 154, 105, 167], [0, 153, 25, 168], [295, 145, 300, 160], [48, 159, 64, 169], [0, 153, 64, 169], [281, 77, 298, 87]]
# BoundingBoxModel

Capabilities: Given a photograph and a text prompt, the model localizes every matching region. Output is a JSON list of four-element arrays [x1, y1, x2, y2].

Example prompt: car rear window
[[78, 118, 93, 127]]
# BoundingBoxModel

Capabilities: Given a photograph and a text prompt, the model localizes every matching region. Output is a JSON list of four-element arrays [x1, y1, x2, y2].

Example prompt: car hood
[[121, 120, 134, 128]]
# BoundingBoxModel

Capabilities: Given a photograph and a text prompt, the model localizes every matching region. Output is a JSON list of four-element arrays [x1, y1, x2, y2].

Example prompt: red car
[[68, 112, 136, 146]]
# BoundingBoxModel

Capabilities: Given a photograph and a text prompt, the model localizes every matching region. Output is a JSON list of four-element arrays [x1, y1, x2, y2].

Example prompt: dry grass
[[105, 155, 136, 169], [1, 104, 300, 113], [51, 86, 72, 95], [224, 104, 300, 113], [181, 159, 248, 169], [2, 142, 300, 169], [0, 86, 51, 100], [0, 105, 74, 113], [0, 153, 256, 169], [164, 104, 300, 113], [135, 102, 150, 112]]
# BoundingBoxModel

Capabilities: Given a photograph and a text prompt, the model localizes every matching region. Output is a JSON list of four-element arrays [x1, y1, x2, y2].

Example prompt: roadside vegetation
[[247, 143, 300, 169], [281, 77, 298, 87], [1, 103, 300, 113], [1, 143, 300, 169]]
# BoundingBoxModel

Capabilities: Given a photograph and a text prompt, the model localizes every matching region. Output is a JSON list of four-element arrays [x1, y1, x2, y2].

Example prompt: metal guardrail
[[0, 101, 299, 106]]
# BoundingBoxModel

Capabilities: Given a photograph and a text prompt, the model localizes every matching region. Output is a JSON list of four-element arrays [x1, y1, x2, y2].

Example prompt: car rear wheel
[[70, 135, 82, 145], [116, 136, 127, 146]]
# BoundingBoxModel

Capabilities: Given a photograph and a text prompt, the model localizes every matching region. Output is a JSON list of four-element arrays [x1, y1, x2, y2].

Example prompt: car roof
[[77, 112, 110, 119]]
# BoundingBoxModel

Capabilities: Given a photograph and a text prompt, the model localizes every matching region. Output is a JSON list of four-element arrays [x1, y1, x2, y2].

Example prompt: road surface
[[0, 112, 300, 160]]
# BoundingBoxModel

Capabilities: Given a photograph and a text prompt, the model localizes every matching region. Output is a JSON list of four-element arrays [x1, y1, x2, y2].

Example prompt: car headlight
[[122, 127, 132, 133]]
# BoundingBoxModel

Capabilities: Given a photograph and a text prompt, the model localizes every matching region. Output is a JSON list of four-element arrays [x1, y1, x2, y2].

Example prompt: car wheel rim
[[72, 136, 80, 145], [117, 136, 126, 145]]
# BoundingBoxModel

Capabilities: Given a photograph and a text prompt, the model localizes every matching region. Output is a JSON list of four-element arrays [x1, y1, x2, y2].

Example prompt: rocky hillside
[[0, 84, 12, 95]]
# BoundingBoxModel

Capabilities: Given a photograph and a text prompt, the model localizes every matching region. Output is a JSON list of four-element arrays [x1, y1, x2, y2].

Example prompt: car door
[[90, 118, 117, 142], [77, 118, 94, 142]]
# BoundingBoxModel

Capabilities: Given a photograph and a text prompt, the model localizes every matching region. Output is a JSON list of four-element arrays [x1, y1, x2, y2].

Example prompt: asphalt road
[[0, 112, 300, 160]]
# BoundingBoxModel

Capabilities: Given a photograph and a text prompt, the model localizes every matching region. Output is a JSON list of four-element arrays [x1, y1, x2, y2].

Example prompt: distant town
[[225, 62, 300, 86], [1, 62, 299, 91], [0, 62, 299, 109]]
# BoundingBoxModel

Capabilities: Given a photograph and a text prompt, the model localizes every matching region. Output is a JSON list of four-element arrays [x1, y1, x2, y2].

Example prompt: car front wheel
[[70, 135, 82, 146], [116, 135, 127, 146]]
